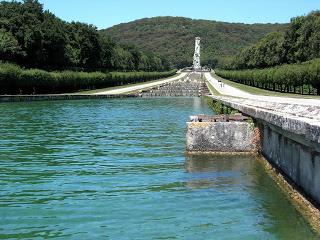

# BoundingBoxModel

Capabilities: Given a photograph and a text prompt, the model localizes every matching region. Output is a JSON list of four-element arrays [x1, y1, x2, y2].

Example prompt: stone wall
[[209, 95, 320, 206], [261, 121, 320, 206], [0, 94, 137, 103], [186, 122, 256, 152], [209, 96, 320, 144]]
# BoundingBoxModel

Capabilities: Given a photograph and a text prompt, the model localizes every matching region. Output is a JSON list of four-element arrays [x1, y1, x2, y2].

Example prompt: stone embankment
[[210, 95, 320, 145], [209, 94, 320, 207], [140, 73, 209, 97], [0, 94, 137, 103]]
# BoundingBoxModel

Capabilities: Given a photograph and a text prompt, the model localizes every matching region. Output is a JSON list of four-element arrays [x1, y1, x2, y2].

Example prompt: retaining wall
[[0, 94, 137, 103], [261, 121, 320, 206], [210, 95, 320, 206]]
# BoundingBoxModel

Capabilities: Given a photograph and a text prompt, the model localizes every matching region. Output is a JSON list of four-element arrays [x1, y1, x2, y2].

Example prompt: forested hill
[[0, 0, 170, 72], [102, 17, 287, 68]]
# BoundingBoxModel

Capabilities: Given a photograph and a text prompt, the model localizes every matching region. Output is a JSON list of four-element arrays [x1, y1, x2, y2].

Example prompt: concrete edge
[[0, 94, 138, 103], [211, 96, 320, 144], [185, 151, 258, 155]]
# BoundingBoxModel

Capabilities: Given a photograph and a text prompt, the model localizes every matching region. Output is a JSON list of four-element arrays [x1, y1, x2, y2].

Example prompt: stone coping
[[211, 95, 320, 144], [0, 94, 137, 103]]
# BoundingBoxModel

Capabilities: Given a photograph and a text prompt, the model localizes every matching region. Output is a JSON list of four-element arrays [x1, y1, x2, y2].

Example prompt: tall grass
[[216, 59, 320, 95], [0, 63, 176, 94]]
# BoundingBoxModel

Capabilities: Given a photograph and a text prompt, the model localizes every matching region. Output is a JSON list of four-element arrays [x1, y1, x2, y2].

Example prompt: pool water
[[0, 98, 318, 239]]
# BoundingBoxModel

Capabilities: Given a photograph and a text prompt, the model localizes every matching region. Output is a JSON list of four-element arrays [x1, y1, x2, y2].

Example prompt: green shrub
[[0, 62, 176, 94], [0, 62, 22, 94]]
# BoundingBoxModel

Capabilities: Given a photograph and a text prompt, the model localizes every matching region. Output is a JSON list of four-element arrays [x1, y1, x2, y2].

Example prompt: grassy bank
[[216, 59, 320, 96], [79, 73, 179, 94], [205, 81, 221, 97], [0, 63, 176, 95]]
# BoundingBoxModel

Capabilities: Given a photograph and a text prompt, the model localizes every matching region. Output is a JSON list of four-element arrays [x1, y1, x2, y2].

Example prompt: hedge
[[0, 63, 176, 94], [215, 59, 320, 95]]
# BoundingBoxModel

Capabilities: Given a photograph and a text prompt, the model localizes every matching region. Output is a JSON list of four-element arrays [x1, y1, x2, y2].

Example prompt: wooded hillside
[[0, 0, 170, 71], [102, 17, 287, 68]]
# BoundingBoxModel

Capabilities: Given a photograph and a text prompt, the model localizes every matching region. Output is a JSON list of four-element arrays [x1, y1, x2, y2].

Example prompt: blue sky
[[37, 0, 320, 29]]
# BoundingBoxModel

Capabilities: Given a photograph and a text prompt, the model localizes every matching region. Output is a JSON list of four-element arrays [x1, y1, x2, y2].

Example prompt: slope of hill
[[101, 17, 287, 68]]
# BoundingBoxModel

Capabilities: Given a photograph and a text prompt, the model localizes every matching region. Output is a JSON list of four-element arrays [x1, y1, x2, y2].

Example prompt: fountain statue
[[193, 37, 201, 71]]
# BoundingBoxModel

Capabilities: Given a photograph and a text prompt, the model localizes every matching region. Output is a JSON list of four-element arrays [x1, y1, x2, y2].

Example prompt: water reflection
[[185, 154, 256, 189], [185, 154, 319, 239]]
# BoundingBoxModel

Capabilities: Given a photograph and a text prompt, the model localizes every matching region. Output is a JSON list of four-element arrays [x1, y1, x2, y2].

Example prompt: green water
[[0, 98, 318, 239]]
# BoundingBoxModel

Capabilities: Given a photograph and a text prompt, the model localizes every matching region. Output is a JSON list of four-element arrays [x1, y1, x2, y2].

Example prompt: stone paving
[[205, 72, 320, 122], [204, 72, 320, 144], [218, 96, 320, 122]]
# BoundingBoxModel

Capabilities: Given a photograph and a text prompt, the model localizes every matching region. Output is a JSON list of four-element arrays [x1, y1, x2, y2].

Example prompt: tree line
[[224, 11, 320, 70], [216, 59, 320, 95], [0, 0, 171, 72], [0, 62, 176, 94], [216, 11, 320, 95]]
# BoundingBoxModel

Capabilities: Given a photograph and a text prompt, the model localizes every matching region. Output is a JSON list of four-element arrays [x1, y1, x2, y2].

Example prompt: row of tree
[[215, 10, 320, 95], [0, 62, 176, 94], [216, 58, 320, 95], [0, 0, 171, 71], [224, 11, 320, 70]]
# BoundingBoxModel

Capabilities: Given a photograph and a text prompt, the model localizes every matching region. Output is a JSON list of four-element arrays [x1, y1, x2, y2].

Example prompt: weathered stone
[[210, 95, 320, 144], [186, 122, 256, 152], [140, 73, 209, 97], [262, 123, 320, 205]]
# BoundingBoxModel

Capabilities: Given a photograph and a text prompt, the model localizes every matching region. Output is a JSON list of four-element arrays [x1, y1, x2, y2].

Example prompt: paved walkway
[[94, 73, 187, 95], [205, 73, 320, 107], [205, 72, 320, 123]]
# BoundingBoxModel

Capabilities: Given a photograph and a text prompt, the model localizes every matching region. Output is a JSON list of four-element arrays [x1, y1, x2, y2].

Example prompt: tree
[[99, 34, 115, 69], [0, 0, 171, 72], [0, 28, 25, 61], [253, 32, 285, 67], [68, 22, 102, 68], [111, 46, 134, 71], [123, 44, 141, 70], [40, 11, 68, 68], [284, 11, 320, 63], [227, 11, 320, 70]]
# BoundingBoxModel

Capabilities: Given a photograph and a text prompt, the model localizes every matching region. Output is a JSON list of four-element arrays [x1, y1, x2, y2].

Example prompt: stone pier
[[186, 114, 259, 153]]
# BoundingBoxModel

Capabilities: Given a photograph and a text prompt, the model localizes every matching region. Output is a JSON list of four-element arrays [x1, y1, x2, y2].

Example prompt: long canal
[[0, 98, 318, 239]]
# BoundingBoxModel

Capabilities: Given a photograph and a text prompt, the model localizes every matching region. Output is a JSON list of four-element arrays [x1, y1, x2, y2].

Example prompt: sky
[[37, 0, 320, 29]]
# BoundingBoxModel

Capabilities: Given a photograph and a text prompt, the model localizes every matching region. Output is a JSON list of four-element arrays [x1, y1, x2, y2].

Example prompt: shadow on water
[[185, 154, 320, 239]]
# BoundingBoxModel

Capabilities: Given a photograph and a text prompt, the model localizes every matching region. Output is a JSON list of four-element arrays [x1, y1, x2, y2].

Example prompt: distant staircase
[[139, 73, 210, 97]]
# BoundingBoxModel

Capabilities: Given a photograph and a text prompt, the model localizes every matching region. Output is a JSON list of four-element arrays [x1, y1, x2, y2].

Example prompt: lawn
[[77, 73, 180, 94]]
